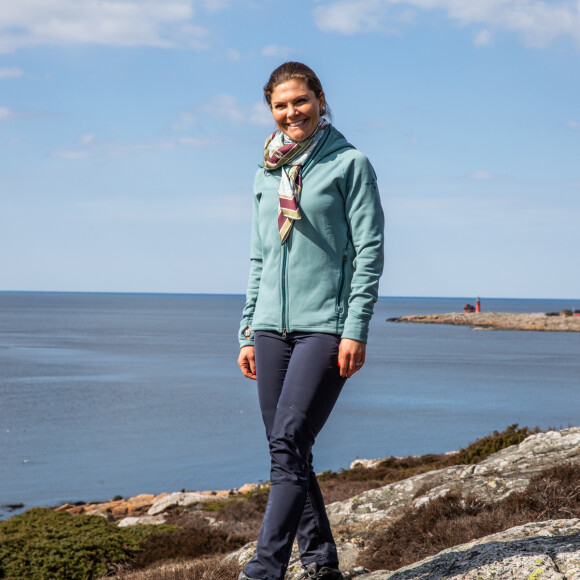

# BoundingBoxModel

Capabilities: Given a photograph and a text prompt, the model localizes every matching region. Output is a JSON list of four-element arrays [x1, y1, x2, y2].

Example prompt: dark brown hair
[[263, 62, 331, 118]]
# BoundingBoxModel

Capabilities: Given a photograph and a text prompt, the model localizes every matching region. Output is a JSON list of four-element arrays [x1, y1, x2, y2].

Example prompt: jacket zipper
[[279, 128, 330, 340], [337, 254, 347, 311], [281, 243, 288, 338]]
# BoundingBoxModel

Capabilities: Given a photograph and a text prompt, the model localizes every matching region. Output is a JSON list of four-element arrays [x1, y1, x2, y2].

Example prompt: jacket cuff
[[341, 315, 369, 344], [238, 321, 254, 348]]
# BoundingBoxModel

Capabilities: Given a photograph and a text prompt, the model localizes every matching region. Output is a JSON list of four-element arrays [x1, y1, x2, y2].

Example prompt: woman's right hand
[[238, 346, 257, 380]]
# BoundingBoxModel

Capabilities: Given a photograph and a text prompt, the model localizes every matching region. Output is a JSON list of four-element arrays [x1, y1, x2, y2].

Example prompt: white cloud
[[566, 121, 580, 131], [204, 0, 229, 11], [0, 105, 52, 120], [313, 0, 580, 47], [0, 0, 210, 53], [178, 136, 221, 148], [313, 0, 389, 34], [80, 133, 95, 144], [0, 67, 24, 79], [52, 149, 90, 160], [175, 94, 271, 130], [469, 170, 497, 180], [76, 195, 251, 222], [261, 44, 294, 58], [474, 29, 493, 46], [224, 48, 242, 61], [0, 106, 15, 120]]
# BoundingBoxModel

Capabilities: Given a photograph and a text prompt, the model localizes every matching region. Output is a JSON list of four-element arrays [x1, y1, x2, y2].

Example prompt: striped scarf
[[264, 120, 328, 243]]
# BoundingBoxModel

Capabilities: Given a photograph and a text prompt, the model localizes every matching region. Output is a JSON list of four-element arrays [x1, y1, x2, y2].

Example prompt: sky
[[0, 0, 579, 299]]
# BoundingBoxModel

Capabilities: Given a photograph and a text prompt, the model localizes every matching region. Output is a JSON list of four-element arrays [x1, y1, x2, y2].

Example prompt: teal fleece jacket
[[238, 125, 384, 347]]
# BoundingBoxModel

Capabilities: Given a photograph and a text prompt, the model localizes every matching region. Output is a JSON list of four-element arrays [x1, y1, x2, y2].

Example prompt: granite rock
[[327, 428, 580, 528], [355, 519, 580, 580]]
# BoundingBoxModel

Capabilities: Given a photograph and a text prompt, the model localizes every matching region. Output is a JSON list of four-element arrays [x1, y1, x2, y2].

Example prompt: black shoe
[[238, 572, 261, 580], [298, 562, 344, 579]]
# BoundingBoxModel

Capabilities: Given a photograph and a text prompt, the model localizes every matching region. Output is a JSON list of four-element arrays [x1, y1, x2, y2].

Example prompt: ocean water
[[1, 292, 579, 520]]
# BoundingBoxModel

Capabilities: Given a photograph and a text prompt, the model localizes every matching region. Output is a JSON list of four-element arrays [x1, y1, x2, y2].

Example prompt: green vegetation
[[0, 508, 172, 580]]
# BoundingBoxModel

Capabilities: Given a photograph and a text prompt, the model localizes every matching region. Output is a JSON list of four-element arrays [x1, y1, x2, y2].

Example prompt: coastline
[[387, 312, 580, 332]]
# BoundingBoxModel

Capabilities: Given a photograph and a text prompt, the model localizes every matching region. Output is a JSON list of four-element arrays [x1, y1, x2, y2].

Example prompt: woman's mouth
[[288, 119, 306, 128]]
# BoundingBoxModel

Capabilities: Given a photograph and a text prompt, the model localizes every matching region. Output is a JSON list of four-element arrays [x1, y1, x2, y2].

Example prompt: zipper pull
[[282, 328, 287, 339]]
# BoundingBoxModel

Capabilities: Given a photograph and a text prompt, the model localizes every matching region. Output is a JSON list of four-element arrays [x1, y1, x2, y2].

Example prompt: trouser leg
[[243, 331, 345, 580]]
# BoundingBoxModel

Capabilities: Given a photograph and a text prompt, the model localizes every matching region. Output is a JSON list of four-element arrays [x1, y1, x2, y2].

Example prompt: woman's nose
[[288, 105, 298, 117]]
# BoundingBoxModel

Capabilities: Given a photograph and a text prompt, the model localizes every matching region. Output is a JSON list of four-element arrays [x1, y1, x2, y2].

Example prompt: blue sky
[[1, 0, 578, 299]]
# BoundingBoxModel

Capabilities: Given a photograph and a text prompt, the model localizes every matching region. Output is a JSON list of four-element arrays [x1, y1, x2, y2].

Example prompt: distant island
[[387, 311, 580, 332]]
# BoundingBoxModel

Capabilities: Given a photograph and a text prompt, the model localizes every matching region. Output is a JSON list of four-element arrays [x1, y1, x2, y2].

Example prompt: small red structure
[[574, 310, 580, 317], [463, 304, 476, 313], [476, 297, 481, 313]]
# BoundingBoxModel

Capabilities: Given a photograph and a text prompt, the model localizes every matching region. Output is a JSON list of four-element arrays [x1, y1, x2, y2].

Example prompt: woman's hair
[[263, 62, 331, 119]]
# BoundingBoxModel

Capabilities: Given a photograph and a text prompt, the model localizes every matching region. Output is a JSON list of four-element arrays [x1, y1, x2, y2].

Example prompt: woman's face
[[269, 79, 325, 142]]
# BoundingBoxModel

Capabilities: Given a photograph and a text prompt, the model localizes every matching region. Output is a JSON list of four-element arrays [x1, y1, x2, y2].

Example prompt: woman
[[237, 62, 384, 580]]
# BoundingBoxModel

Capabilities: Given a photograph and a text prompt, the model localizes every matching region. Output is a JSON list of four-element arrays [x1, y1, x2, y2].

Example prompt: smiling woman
[[236, 62, 385, 580]]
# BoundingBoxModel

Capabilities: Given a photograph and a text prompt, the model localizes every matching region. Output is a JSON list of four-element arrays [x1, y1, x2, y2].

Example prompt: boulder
[[355, 519, 580, 579]]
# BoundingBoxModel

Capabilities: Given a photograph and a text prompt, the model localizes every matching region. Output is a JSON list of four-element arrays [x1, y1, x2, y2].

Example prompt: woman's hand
[[238, 346, 257, 380], [338, 338, 366, 378]]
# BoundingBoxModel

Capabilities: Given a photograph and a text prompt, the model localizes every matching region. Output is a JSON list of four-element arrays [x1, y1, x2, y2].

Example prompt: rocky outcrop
[[387, 313, 580, 332], [228, 428, 580, 579], [327, 428, 580, 529], [355, 519, 580, 580]]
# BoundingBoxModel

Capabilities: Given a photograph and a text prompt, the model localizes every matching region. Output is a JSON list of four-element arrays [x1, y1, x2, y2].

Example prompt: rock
[[350, 458, 387, 470], [239, 483, 262, 495], [327, 427, 580, 528], [118, 515, 167, 527], [59, 493, 164, 521], [148, 491, 218, 516], [354, 519, 580, 579]]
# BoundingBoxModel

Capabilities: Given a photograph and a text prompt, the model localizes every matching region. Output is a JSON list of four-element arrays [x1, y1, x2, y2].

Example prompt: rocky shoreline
[[4, 427, 579, 579], [61, 428, 580, 579], [55, 482, 264, 526], [387, 312, 580, 332]]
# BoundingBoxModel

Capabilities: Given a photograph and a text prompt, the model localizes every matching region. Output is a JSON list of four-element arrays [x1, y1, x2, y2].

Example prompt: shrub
[[131, 517, 248, 569], [452, 424, 534, 465], [0, 508, 170, 580]]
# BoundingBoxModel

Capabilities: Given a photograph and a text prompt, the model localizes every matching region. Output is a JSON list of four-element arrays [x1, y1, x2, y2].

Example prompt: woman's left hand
[[338, 338, 366, 378]]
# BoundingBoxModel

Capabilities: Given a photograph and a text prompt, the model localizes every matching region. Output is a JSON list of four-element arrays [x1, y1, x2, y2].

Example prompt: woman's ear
[[319, 92, 326, 115]]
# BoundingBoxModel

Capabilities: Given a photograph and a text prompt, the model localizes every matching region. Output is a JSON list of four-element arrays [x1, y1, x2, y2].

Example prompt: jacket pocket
[[336, 254, 347, 313]]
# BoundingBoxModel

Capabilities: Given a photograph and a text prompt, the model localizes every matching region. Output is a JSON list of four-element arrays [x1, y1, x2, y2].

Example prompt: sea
[[1, 292, 579, 520]]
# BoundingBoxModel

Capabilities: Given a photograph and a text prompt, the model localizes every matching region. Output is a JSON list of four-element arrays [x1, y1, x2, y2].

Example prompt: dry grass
[[110, 556, 241, 580], [130, 513, 248, 570], [359, 462, 580, 571]]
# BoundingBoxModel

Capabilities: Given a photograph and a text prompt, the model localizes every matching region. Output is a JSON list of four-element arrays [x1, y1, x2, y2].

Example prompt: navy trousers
[[244, 331, 347, 580]]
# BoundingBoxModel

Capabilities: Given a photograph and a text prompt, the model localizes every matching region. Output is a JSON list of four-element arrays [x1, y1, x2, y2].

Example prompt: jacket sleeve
[[341, 152, 385, 343], [238, 185, 263, 348]]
